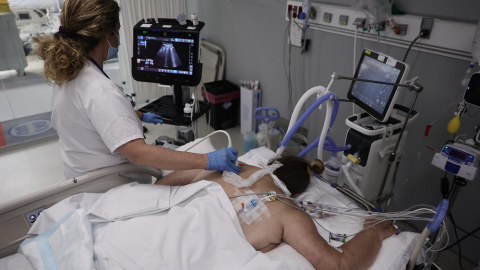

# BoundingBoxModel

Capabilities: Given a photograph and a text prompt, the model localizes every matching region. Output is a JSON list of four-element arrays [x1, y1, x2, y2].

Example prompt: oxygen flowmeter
[[431, 143, 480, 181]]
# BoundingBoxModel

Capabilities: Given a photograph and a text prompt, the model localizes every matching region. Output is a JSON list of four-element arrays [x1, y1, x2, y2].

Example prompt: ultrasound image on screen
[[136, 36, 193, 75], [350, 57, 401, 115], [154, 43, 182, 68]]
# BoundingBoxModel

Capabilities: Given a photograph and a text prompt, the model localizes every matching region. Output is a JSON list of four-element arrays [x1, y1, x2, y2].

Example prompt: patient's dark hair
[[270, 156, 324, 196]]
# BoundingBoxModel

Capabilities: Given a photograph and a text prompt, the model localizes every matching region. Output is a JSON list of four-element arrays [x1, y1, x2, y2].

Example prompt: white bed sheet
[[19, 181, 289, 270], [0, 253, 33, 270], [13, 178, 419, 270]]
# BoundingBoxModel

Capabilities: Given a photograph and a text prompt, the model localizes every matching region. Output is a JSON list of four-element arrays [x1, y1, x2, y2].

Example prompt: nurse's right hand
[[207, 147, 239, 174], [142, 112, 163, 125]]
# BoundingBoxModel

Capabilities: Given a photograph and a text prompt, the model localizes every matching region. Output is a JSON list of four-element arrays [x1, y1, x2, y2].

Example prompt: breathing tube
[[298, 135, 351, 158], [276, 92, 340, 160], [407, 199, 449, 270]]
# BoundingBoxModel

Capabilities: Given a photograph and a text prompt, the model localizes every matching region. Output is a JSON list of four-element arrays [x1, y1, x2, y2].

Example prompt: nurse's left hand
[[142, 112, 163, 124]]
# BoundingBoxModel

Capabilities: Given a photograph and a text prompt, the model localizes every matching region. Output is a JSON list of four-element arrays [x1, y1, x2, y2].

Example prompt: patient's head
[[270, 156, 324, 196]]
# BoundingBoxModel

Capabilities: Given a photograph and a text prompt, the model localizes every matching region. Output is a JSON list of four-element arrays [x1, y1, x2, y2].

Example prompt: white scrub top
[[51, 62, 144, 179]]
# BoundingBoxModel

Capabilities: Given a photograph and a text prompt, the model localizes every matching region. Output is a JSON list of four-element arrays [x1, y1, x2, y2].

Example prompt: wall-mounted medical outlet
[[289, 23, 304, 47], [338, 15, 349, 26], [25, 206, 45, 226], [353, 18, 366, 29], [286, 2, 304, 21], [309, 7, 317, 20], [396, 24, 408, 36], [373, 21, 386, 32], [420, 17, 434, 38], [285, 1, 475, 61], [323, 12, 332, 23], [286, 1, 308, 47]]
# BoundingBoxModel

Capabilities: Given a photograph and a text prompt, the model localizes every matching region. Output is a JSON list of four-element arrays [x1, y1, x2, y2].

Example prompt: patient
[[156, 155, 398, 270]]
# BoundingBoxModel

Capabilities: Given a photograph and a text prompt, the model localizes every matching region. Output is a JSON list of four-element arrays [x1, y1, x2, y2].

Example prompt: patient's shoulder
[[238, 165, 263, 178], [278, 199, 313, 227], [265, 194, 307, 220]]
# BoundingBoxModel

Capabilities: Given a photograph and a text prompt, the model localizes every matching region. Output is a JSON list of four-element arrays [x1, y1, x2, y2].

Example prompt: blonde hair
[[33, 0, 120, 86]]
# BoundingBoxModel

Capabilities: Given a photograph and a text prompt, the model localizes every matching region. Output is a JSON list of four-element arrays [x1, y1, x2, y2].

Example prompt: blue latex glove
[[142, 112, 163, 124], [207, 147, 240, 174]]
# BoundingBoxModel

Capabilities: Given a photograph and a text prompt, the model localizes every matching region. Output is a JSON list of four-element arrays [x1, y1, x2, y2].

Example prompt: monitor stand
[[139, 84, 209, 126]]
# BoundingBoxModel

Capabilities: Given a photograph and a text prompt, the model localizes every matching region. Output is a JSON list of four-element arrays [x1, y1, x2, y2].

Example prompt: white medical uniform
[[51, 62, 144, 179]]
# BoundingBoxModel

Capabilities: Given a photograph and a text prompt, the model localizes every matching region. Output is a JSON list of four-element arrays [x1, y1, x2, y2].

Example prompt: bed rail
[[0, 163, 161, 258]]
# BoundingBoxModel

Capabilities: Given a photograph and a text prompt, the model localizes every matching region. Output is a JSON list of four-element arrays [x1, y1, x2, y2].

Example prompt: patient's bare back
[[190, 166, 399, 270], [193, 166, 299, 252]]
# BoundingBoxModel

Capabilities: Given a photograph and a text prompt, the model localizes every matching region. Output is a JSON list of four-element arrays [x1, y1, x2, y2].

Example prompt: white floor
[[0, 139, 63, 204]]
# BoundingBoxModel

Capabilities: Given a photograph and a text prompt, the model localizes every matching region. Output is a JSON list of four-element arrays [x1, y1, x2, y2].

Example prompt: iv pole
[[333, 74, 423, 207]]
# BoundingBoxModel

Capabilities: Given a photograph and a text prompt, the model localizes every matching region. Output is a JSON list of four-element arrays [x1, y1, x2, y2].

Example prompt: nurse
[[32, 0, 239, 180]]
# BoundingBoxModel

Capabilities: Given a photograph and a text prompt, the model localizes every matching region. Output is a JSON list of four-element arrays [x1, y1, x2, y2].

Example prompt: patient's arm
[[155, 169, 202, 186], [282, 207, 397, 270]]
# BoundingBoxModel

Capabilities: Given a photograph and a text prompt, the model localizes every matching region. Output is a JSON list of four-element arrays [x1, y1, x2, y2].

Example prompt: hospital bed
[[0, 135, 447, 270], [0, 164, 162, 259]]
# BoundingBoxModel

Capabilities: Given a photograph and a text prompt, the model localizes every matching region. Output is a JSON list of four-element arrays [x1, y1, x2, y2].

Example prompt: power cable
[[449, 213, 465, 270], [445, 225, 480, 250], [402, 34, 422, 62]]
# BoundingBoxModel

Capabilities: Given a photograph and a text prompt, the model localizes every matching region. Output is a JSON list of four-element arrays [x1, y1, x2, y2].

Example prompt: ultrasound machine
[[131, 18, 208, 126]]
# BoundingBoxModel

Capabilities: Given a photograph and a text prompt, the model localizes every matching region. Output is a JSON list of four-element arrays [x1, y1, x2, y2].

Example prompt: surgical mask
[[106, 31, 120, 61]]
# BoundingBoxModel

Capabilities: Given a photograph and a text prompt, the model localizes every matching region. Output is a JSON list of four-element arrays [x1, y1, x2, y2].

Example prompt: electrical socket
[[420, 17, 434, 38], [397, 24, 408, 35], [353, 18, 366, 29]]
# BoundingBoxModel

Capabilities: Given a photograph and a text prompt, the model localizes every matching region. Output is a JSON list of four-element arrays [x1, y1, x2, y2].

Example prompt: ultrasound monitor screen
[[135, 35, 195, 76], [131, 19, 204, 87], [347, 49, 408, 122]]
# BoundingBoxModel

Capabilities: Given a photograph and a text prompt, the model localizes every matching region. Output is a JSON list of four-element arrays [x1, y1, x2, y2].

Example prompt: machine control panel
[[440, 144, 475, 166], [25, 206, 45, 226], [432, 143, 480, 181]]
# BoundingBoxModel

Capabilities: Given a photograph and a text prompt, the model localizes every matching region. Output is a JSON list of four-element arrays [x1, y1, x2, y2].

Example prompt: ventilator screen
[[347, 49, 409, 122]]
